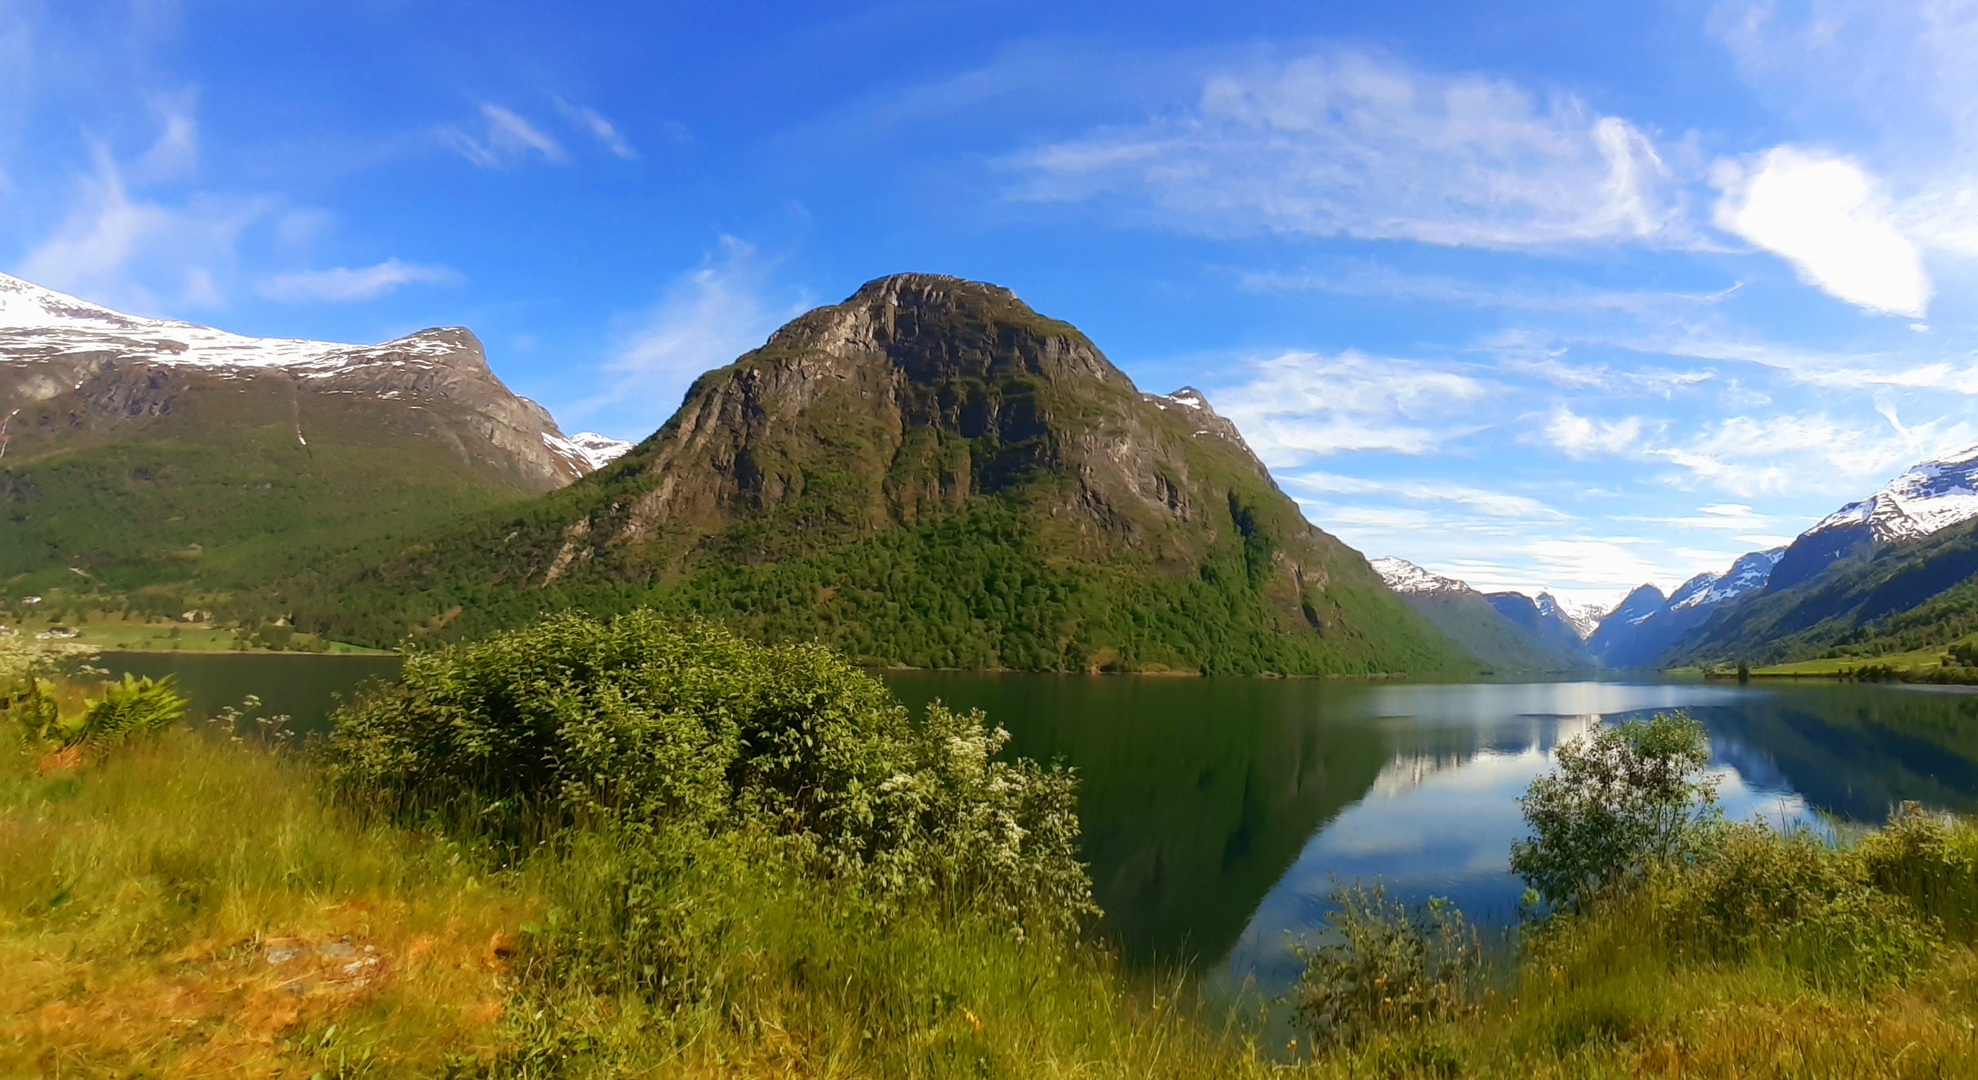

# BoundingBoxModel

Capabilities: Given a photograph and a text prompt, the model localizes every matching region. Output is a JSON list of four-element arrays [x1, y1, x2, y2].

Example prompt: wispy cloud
[[1281, 470, 1568, 520], [442, 104, 568, 167], [1543, 408, 1646, 458], [1241, 265, 1739, 320], [557, 98, 637, 158], [565, 237, 805, 436], [1008, 48, 1687, 249], [259, 258, 460, 302], [14, 130, 262, 312], [1208, 349, 1491, 464]]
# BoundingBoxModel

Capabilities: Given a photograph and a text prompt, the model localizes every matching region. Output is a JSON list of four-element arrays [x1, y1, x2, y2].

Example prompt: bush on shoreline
[[326, 610, 1096, 937]]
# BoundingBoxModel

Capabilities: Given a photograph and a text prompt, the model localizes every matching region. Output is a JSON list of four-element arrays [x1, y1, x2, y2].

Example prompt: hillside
[[1371, 558, 1590, 673], [1661, 445, 1978, 668], [294, 274, 1474, 676], [1669, 518, 1978, 666], [0, 273, 627, 608]]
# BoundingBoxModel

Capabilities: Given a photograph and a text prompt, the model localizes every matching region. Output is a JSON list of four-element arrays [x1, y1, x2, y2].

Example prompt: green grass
[[0, 613, 385, 654], [12, 730, 1978, 1078]]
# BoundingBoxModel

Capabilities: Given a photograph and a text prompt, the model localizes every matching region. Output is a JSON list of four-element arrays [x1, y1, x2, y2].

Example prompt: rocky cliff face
[[325, 274, 1470, 676]]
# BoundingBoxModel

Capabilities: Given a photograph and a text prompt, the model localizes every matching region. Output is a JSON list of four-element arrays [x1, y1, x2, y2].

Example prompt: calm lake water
[[98, 653, 1978, 993]]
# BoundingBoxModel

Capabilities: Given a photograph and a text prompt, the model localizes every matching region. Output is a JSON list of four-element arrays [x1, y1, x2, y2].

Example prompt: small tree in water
[[1511, 712, 1721, 912]]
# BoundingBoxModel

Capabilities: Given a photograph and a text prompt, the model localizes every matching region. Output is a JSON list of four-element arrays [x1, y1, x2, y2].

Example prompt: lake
[[97, 652, 1978, 993]]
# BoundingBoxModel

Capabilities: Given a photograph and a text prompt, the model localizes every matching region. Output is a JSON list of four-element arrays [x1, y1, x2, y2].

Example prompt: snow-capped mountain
[[1770, 444, 1978, 591], [546, 431, 634, 472], [1670, 548, 1786, 610], [1144, 385, 1253, 452], [1811, 444, 1978, 544], [1371, 556, 1473, 595], [1371, 557, 1593, 672], [1539, 594, 1601, 640], [0, 271, 610, 487], [1584, 546, 1785, 668]]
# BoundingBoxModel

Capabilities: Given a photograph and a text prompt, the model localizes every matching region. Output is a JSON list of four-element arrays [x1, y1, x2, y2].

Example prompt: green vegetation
[[1395, 591, 1590, 675], [11, 627, 1978, 1078], [276, 276, 1472, 678], [1511, 714, 1721, 911], [1672, 518, 1978, 668], [302, 504, 1463, 677]]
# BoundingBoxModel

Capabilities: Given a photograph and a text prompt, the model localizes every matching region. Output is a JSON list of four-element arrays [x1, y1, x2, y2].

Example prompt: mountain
[[1769, 446, 1978, 591], [1583, 548, 1785, 668], [1655, 445, 1978, 667], [1486, 590, 1596, 660], [0, 272, 627, 603], [1372, 558, 1592, 673], [296, 274, 1474, 676]]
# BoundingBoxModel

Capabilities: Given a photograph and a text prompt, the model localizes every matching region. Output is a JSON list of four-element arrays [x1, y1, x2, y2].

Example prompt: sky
[[5, 0, 1978, 608]]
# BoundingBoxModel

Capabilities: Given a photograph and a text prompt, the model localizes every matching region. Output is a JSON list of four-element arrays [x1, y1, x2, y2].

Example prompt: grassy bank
[[9, 624, 1978, 1078]]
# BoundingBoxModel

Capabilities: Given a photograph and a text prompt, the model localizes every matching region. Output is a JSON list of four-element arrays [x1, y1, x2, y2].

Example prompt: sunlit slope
[[298, 274, 1474, 676]]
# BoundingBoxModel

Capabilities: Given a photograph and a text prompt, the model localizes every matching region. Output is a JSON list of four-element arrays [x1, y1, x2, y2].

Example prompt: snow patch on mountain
[[1672, 547, 1785, 610], [0, 272, 468, 374], [1371, 557, 1473, 595], [1809, 444, 1978, 544], [1538, 593, 1600, 640], [545, 431, 633, 472]]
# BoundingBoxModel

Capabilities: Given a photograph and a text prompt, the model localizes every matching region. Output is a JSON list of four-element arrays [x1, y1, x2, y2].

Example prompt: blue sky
[[6, 0, 1978, 606]]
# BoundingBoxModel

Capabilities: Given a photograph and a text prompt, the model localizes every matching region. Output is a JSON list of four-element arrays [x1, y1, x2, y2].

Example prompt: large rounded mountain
[[303, 274, 1472, 676]]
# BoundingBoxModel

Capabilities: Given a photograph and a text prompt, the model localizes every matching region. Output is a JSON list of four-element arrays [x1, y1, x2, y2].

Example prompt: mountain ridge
[[0, 272, 628, 604], [290, 273, 1474, 676]]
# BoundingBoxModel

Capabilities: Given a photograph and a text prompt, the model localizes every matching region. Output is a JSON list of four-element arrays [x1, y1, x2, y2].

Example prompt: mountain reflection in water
[[884, 674, 1978, 992]]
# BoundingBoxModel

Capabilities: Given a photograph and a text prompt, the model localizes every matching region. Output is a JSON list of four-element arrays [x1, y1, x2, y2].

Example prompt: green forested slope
[[1669, 518, 1978, 665], [288, 275, 1473, 677]]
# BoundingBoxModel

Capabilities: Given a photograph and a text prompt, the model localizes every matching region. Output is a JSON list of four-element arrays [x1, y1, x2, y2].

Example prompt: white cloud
[[571, 237, 798, 434], [134, 92, 198, 182], [14, 143, 261, 312], [443, 104, 568, 167], [1282, 471, 1567, 520], [1208, 349, 1491, 464], [558, 99, 637, 158], [1712, 146, 1931, 316], [1544, 408, 1644, 458], [1011, 48, 1685, 249], [259, 258, 460, 302]]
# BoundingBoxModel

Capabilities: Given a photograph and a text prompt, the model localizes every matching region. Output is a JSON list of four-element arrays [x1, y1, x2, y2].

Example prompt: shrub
[[1511, 713, 1721, 911], [326, 609, 1096, 935], [5, 668, 185, 751], [1290, 884, 1485, 1051], [1856, 803, 1978, 940], [1645, 822, 1935, 990]]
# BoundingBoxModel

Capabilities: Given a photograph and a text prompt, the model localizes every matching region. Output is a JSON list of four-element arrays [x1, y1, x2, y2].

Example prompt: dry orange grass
[[0, 730, 527, 1078]]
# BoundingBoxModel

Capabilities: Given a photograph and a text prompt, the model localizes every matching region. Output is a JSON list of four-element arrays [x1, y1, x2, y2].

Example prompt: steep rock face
[[324, 274, 1471, 675]]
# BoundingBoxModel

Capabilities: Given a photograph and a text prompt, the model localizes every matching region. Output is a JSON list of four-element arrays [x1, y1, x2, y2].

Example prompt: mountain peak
[[1372, 557, 1473, 595]]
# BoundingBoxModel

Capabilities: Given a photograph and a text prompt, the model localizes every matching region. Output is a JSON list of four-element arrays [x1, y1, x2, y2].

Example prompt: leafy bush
[[1856, 803, 1978, 940], [326, 609, 1095, 935], [1644, 822, 1935, 990], [5, 666, 185, 751], [1290, 884, 1485, 1051], [1511, 713, 1721, 910]]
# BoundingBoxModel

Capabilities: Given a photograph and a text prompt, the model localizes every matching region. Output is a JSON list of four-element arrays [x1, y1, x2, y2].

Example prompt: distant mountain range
[[1370, 557, 1592, 673], [0, 272, 628, 601], [1377, 442, 1978, 671], [1667, 446, 1978, 666]]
